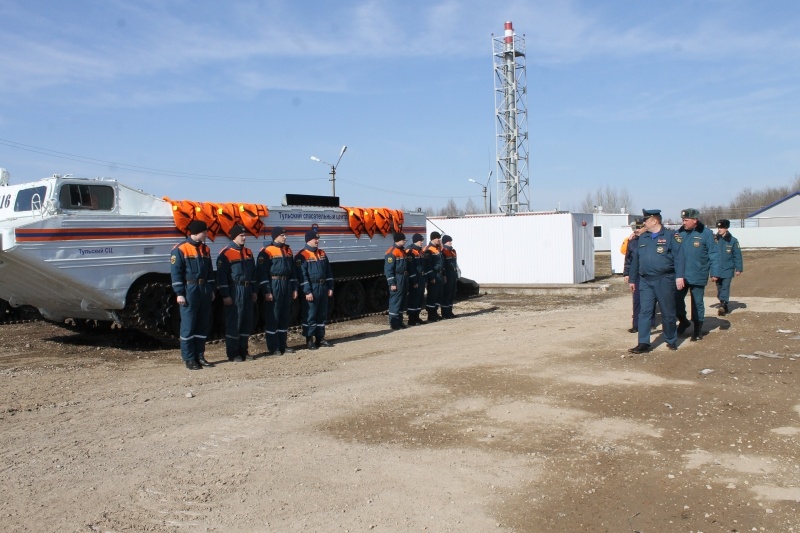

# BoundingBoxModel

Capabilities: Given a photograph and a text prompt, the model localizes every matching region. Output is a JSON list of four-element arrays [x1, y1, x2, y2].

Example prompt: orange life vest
[[391, 209, 404, 233], [237, 203, 269, 237], [216, 202, 243, 238], [361, 207, 376, 238], [373, 207, 392, 237], [342, 206, 365, 239]]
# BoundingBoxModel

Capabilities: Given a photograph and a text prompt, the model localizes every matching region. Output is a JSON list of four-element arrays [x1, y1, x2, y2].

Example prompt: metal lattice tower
[[492, 21, 530, 214]]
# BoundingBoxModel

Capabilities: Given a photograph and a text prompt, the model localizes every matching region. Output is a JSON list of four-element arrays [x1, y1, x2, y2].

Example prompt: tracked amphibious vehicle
[[0, 174, 425, 338]]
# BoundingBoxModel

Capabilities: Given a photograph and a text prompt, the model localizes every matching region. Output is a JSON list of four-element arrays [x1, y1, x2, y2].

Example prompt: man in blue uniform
[[385, 232, 409, 330], [628, 209, 684, 354], [423, 231, 444, 322], [405, 233, 426, 326], [622, 218, 647, 333], [256, 226, 298, 355], [295, 229, 335, 349], [714, 219, 744, 316], [673, 208, 721, 341], [216, 224, 257, 362], [440, 234, 459, 319], [171, 220, 216, 370]]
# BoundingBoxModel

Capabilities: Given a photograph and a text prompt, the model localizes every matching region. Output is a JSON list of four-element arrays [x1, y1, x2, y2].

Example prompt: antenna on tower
[[492, 21, 530, 215]]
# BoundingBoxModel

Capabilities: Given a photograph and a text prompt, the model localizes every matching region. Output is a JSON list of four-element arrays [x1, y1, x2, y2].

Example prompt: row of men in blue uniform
[[384, 230, 459, 330], [621, 208, 744, 354], [170, 222, 334, 370]]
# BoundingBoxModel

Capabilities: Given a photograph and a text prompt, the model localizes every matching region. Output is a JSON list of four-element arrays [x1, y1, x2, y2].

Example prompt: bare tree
[[438, 198, 462, 217], [464, 197, 480, 215], [580, 185, 634, 214], [700, 173, 800, 221]]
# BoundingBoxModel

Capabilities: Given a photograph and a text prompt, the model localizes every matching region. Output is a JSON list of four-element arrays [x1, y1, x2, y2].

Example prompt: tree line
[[700, 174, 800, 222], [421, 174, 799, 220]]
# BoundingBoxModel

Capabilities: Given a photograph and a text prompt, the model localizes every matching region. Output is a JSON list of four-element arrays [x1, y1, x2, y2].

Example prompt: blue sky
[[1, 0, 799, 217]]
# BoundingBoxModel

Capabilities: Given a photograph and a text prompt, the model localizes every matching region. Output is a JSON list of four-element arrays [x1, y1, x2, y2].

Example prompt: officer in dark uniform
[[295, 229, 335, 349], [385, 232, 409, 330], [440, 234, 459, 319], [673, 208, 721, 341], [405, 233, 426, 326], [714, 219, 744, 316], [171, 220, 215, 370], [256, 226, 298, 355], [216, 224, 257, 362], [622, 218, 647, 332], [628, 209, 684, 354], [423, 231, 444, 322]]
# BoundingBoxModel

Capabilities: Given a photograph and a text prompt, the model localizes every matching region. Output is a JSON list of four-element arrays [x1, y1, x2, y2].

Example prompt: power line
[[337, 178, 473, 200], [0, 138, 324, 183], [0, 137, 476, 201]]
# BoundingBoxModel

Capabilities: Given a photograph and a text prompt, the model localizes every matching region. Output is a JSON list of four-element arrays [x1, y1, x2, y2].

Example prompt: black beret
[[187, 220, 207, 234], [271, 226, 286, 240], [305, 230, 320, 242], [229, 224, 246, 240], [430, 231, 441, 240]]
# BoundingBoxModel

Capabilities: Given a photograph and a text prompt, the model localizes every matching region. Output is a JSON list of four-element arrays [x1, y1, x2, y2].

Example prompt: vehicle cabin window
[[14, 186, 48, 212], [58, 184, 114, 210], [593, 226, 602, 238]]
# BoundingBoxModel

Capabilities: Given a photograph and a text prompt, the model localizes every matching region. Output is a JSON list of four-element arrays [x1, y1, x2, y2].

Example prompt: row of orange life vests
[[165, 199, 404, 241], [164, 198, 268, 242], [340, 207, 404, 239]]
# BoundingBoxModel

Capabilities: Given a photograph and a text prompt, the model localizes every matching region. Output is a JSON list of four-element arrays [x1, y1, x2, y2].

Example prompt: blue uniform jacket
[[406, 244, 424, 284], [673, 222, 721, 285], [622, 235, 638, 277], [714, 232, 743, 278], [216, 243, 256, 298], [422, 243, 444, 283], [171, 238, 215, 297], [442, 245, 458, 276], [385, 245, 409, 286], [295, 245, 334, 294], [629, 226, 684, 283], [256, 242, 297, 295]]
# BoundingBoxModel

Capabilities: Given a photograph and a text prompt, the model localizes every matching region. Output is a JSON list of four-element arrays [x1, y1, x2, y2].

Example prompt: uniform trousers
[[264, 279, 293, 352], [301, 281, 329, 340], [675, 284, 707, 322], [638, 275, 677, 346], [425, 273, 443, 315], [388, 274, 408, 326], [179, 284, 213, 363], [715, 277, 732, 304], [441, 271, 457, 317], [407, 278, 425, 318], [224, 284, 255, 359]]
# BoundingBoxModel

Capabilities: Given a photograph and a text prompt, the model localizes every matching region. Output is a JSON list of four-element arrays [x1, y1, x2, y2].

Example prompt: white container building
[[592, 212, 636, 251], [426, 212, 594, 284]]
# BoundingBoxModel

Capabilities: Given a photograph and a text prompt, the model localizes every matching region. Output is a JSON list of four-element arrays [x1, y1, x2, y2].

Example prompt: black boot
[[316, 337, 333, 347], [691, 321, 703, 342], [306, 337, 318, 350], [628, 343, 651, 354], [677, 317, 692, 335]]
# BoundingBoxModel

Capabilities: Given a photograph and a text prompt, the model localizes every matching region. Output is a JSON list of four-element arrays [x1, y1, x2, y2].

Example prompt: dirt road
[[1, 249, 798, 532]]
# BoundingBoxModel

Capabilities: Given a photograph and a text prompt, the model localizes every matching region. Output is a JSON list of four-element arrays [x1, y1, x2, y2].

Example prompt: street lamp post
[[310, 145, 347, 197], [468, 171, 493, 214]]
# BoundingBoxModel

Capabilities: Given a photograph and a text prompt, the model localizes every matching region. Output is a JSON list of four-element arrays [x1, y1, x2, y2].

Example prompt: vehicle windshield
[[14, 186, 48, 212], [58, 184, 115, 210]]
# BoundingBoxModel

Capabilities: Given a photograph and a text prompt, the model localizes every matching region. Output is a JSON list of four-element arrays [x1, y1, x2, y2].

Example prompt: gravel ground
[[0, 249, 798, 532]]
